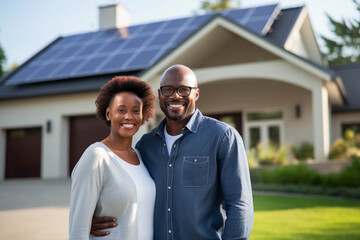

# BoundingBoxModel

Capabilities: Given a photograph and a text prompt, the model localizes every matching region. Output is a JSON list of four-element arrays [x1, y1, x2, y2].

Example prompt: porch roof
[[331, 63, 360, 112]]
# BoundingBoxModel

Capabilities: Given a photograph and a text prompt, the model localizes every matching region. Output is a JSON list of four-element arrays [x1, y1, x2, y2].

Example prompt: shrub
[[329, 129, 360, 160], [247, 147, 259, 169], [322, 156, 360, 188], [247, 143, 291, 166], [250, 156, 360, 188], [291, 142, 314, 161], [329, 138, 348, 159], [252, 164, 321, 185]]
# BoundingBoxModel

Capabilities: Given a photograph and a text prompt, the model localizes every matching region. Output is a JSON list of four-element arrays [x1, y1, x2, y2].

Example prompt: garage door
[[69, 115, 109, 175], [6, 127, 42, 178]]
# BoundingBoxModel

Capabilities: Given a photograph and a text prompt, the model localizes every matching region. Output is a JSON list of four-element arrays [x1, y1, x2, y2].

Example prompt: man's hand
[[90, 216, 117, 237]]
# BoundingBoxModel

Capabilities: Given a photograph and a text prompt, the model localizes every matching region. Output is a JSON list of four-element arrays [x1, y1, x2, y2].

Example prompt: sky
[[0, 0, 358, 69]]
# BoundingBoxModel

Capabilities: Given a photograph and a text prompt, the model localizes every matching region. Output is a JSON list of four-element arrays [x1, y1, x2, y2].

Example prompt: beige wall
[[197, 78, 313, 147], [0, 91, 152, 180], [0, 92, 97, 180]]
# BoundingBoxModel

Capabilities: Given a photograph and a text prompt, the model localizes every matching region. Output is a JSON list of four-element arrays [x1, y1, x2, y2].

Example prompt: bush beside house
[[248, 129, 360, 198]]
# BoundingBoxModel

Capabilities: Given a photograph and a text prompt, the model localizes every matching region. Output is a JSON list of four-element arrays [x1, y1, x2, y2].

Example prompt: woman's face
[[106, 92, 143, 138]]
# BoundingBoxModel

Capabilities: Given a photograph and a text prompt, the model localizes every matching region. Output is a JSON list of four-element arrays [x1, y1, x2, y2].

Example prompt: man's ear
[[195, 88, 199, 101]]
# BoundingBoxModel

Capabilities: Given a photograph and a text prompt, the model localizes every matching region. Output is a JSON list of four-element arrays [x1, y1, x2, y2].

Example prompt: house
[[0, 3, 359, 180]]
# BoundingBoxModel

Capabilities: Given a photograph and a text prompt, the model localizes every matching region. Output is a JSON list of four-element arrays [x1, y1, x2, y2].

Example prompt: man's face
[[158, 70, 199, 121]]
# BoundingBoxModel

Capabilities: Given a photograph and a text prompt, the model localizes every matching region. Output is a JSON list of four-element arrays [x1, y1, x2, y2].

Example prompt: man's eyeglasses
[[160, 86, 198, 97]]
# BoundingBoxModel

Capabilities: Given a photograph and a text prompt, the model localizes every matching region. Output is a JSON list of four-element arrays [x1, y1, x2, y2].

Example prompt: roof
[[331, 63, 360, 112], [2, 4, 280, 86], [0, 4, 348, 104], [263, 6, 301, 46]]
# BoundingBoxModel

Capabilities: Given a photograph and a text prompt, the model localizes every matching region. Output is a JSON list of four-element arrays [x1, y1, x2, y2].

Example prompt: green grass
[[251, 194, 360, 240]]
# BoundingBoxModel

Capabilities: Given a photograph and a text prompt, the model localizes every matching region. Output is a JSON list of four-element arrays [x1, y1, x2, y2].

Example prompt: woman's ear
[[106, 107, 110, 121]]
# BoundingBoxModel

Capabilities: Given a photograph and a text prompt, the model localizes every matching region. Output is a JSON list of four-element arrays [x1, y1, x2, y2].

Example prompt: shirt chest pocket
[[182, 156, 209, 187]]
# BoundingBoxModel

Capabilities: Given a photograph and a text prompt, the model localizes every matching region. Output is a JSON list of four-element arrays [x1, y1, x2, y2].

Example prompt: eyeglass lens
[[161, 87, 191, 97]]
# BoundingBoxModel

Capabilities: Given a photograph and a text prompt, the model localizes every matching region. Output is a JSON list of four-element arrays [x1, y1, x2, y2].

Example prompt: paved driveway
[[0, 179, 71, 240]]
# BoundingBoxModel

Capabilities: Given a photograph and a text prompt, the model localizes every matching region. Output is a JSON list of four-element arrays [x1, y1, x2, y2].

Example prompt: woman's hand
[[90, 216, 117, 237]]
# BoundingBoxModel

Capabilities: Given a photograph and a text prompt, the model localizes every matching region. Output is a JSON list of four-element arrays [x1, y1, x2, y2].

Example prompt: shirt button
[[168, 186, 171, 190], [173, 144, 176, 148], [169, 230, 172, 233], [194, 159, 198, 162], [168, 208, 171, 211], [169, 164, 172, 167], [164, 144, 166, 146]]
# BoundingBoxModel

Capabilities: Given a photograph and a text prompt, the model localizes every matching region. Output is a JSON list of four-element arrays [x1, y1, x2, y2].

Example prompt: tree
[[0, 43, 6, 77], [321, 0, 360, 65], [200, 0, 241, 13]]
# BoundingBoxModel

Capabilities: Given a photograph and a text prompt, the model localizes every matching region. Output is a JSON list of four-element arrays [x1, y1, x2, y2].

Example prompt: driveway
[[0, 179, 71, 240]]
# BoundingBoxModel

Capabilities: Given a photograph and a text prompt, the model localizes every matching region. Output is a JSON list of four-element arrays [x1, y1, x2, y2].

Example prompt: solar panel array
[[6, 4, 279, 85]]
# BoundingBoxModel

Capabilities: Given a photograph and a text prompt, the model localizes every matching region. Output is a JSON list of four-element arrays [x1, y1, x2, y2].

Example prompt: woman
[[69, 76, 156, 240]]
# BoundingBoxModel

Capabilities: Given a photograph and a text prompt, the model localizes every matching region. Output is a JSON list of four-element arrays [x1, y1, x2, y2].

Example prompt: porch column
[[312, 85, 330, 161]]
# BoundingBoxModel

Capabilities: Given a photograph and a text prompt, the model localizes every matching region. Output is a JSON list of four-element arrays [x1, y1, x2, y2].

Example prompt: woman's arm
[[69, 145, 105, 240]]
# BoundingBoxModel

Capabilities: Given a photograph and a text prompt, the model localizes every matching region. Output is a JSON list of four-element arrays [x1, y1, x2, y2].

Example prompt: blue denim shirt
[[136, 109, 254, 240]]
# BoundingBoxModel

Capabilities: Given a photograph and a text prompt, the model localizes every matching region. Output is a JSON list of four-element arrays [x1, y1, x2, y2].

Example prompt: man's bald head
[[158, 64, 199, 122], [160, 65, 198, 87]]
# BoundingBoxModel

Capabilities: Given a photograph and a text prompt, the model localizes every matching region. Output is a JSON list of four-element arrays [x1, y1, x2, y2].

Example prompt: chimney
[[99, 4, 130, 29]]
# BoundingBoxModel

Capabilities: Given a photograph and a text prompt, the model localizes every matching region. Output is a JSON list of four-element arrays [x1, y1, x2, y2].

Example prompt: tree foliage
[[200, 0, 241, 12], [321, 0, 360, 65], [0, 44, 6, 77]]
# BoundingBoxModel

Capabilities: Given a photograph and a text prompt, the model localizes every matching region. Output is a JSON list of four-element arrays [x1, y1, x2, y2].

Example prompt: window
[[342, 123, 360, 135], [245, 110, 283, 150]]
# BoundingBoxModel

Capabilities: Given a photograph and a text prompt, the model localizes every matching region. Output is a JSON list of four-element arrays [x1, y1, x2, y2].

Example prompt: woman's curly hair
[[95, 76, 156, 126]]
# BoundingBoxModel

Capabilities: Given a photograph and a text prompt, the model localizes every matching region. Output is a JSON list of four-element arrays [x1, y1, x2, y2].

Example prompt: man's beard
[[161, 101, 190, 121]]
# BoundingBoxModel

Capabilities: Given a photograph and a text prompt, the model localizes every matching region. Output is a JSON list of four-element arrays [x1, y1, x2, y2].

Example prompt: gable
[[163, 25, 280, 69], [284, 6, 323, 64], [142, 15, 333, 83]]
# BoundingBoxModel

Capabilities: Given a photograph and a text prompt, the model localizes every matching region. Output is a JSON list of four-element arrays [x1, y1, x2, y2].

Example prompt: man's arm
[[218, 127, 254, 240], [90, 217, 118, 236]]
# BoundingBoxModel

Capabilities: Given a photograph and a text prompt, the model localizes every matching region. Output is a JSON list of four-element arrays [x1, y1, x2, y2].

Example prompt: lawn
[[251, 193, 360, 240]]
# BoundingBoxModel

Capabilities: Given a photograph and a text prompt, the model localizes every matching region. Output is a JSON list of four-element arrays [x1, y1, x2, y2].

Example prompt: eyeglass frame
[[159, 86, 198, 97]]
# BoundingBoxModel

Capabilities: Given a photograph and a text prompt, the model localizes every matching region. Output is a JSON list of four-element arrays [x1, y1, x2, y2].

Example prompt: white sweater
[[69, 142, 156, 240]]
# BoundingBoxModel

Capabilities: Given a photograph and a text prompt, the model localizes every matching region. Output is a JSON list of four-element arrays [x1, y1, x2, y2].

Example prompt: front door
[[207, 112, 243, 136]]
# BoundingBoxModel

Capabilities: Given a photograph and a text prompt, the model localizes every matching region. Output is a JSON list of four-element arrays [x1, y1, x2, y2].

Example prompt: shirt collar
[[154, 108, 203, 136]]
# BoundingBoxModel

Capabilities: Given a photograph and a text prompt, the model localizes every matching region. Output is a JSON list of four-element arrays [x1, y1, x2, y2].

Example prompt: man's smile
[[166, 102, 186, 110]]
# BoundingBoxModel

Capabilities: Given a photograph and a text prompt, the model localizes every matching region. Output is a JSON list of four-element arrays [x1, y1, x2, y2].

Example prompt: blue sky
[[0, 0, 358, 69]]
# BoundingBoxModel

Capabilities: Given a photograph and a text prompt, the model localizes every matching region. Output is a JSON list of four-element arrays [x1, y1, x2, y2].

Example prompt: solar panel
[[5, 4, 280, 85]]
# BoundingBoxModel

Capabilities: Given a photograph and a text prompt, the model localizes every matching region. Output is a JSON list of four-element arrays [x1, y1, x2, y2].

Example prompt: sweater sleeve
[[69, 145, 106, 240]]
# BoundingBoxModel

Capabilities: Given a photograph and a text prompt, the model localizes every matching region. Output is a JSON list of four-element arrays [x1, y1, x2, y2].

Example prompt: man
[[91, 65, 254, 239]]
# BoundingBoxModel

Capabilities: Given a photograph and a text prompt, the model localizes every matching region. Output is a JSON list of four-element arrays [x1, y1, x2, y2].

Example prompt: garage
[[5, 127, 42, 178], [69, 115, 109, 175]]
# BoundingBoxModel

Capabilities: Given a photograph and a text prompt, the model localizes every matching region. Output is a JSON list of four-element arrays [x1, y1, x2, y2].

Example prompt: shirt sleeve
[[69, 145, 105, 240], [218, 127, 254, 240]]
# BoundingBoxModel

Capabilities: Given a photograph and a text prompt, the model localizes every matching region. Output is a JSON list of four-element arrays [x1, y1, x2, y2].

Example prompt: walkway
[[0, 179, 71, 240]]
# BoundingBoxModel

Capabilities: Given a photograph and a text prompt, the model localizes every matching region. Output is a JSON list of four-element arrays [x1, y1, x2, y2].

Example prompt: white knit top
[[69, 142, 156, 240]]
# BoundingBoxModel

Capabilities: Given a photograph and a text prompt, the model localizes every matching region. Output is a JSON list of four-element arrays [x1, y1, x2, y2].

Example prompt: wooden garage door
[[6, 127, 42, 178], [69, 115, 109, 175]]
